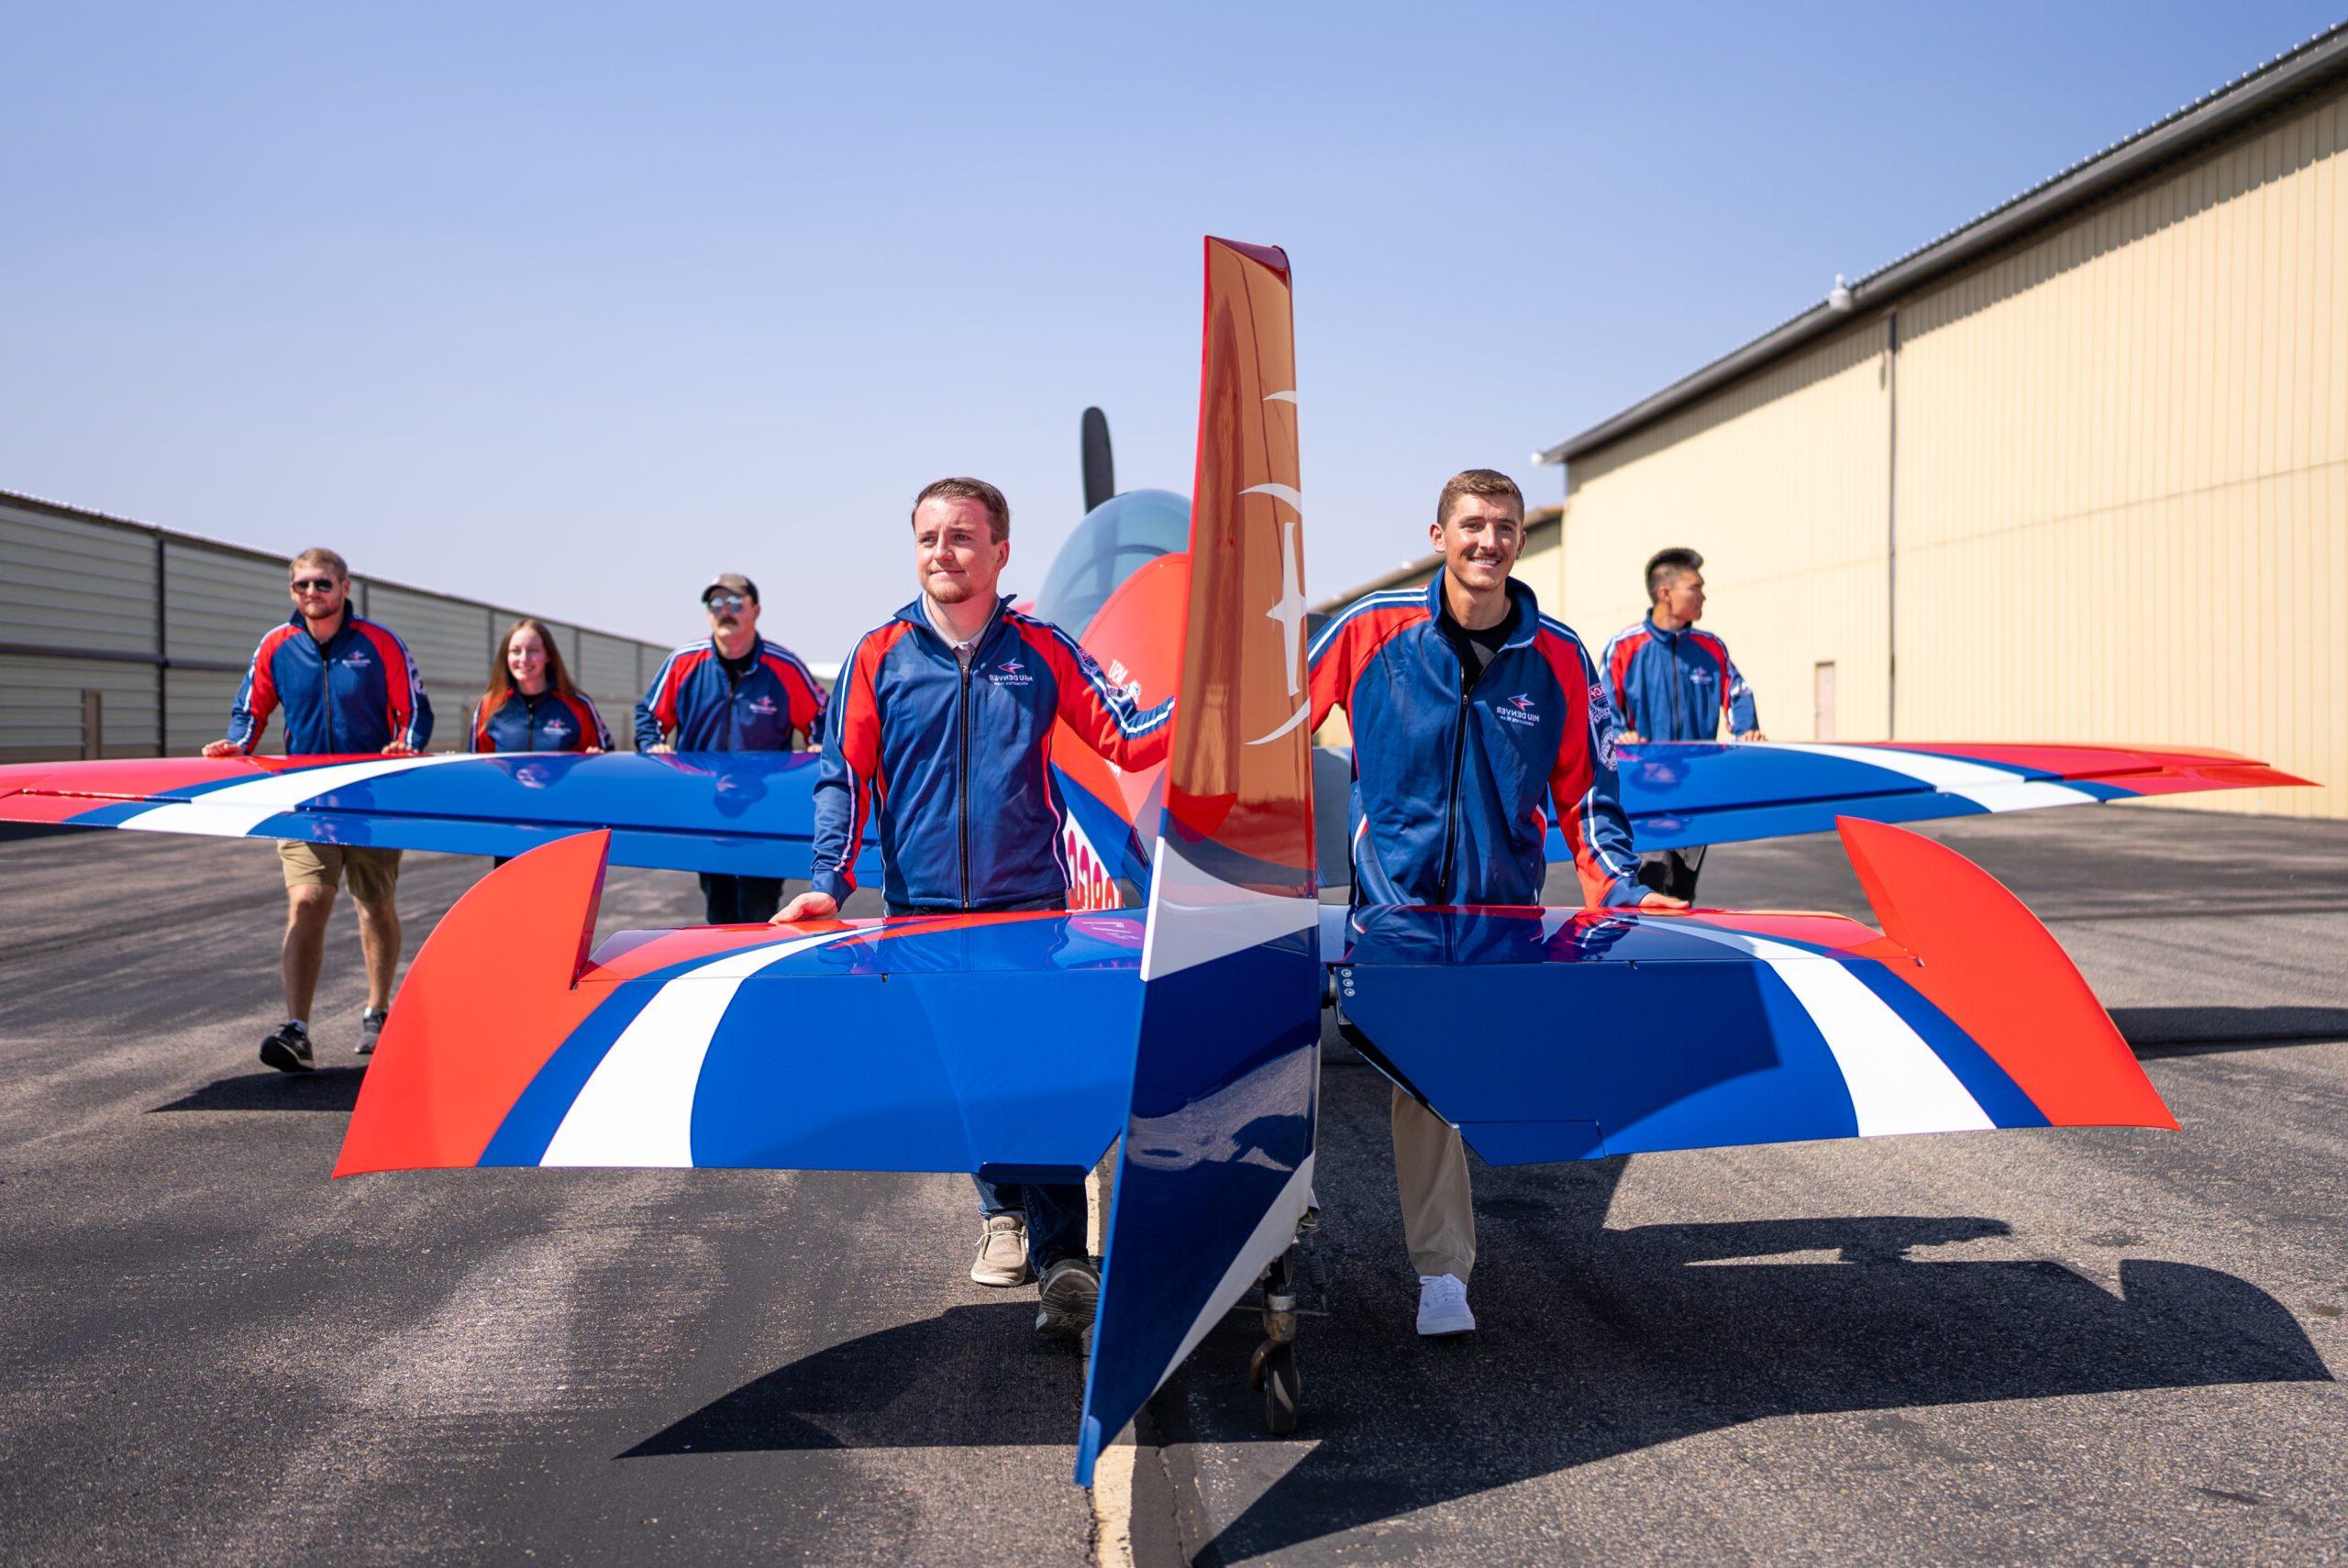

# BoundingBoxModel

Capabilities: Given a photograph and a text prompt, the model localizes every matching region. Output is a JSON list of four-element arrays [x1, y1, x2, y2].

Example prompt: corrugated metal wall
[[1893, 85, 2345, 818], [0, 491, 671, 760], [1560, 321, 1895, 743], [1557, 81, 2345, 819]]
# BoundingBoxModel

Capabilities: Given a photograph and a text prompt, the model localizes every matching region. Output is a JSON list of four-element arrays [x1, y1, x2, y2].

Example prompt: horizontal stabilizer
[[1335, 818, 2173, 1166], [338, 832, 1142, 1178]]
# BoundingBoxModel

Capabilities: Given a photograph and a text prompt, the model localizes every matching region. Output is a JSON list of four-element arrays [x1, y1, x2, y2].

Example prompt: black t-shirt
[[717, 646, 759, 686], [1437, 604, 1511, 690]]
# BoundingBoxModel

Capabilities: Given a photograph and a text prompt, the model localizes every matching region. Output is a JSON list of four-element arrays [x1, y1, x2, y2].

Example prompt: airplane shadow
[[2113, 1004, 2348, 1055], [623, 1302, 1081, 1455], [150, 1066, 368, 1112], [1178, 1201, 2333, 1564]]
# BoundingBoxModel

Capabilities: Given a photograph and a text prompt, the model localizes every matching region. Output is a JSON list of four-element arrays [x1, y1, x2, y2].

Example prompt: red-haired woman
[[471, 619, 613, 755]]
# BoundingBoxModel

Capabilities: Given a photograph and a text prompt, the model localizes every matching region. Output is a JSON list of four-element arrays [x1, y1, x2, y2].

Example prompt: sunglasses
[[704, 593, 748, 613], [290, 578, 341, 593]]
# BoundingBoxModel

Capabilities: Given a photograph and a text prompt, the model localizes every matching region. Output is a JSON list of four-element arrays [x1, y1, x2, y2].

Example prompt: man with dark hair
[[773, 475, 1171, 1338], [636, 571, 827, 923], [1600, 547, 1765, 900], [203, 547, 434, 1069], [1311, 469, 1682, 1338]]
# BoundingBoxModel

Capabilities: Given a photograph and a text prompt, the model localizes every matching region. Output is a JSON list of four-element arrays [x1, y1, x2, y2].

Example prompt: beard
[[925, 574, 977, 604]]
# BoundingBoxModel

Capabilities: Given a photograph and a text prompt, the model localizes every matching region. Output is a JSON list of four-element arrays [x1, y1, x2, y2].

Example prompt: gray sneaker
[[356, 1007, 389, 1057], [970, 1214, 1032, 1286], [1036, 1257, 1101, 1339]]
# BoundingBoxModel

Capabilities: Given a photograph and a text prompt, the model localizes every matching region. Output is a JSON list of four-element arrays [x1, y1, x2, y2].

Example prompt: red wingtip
[[1837, 817, 2177, 1132], [334, 831, 614, 1176]]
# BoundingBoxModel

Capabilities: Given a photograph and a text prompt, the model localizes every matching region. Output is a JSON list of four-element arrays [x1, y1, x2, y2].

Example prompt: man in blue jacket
[[1601, 547, 1767, 900], [773, 477, 1171, 1339], [1311, 469, 1682, 1338], [202, 547, 434, 1070], [636, 571, 827, 923]]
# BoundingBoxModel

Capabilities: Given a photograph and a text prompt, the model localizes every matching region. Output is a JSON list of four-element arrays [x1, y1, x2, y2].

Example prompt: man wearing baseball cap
[[635, 571, 827, 923]]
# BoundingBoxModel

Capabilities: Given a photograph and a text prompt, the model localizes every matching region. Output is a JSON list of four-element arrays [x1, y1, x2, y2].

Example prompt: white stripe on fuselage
[[1137, 835, 1319, 983], [537, 929, 865, 1167], [1666, 923, 1994, 1136], [112, 754, 481, 837], [1757, 742, 2098, 812]]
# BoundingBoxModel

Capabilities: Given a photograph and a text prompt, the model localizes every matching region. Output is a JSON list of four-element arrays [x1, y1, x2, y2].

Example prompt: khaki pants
[[1391, 1086, 1475, 1281]]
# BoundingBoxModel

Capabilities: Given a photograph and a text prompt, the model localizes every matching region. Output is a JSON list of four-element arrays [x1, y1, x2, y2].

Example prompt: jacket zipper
[[1436, 639, 1490, 900], [957, 656, 973, 910], [321, 625, 338, 755]]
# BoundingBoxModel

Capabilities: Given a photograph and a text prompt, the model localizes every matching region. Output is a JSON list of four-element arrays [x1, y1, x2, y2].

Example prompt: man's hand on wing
[[1637, 891, 1690, 911], [201, 739, 242, 758], [771, 890, 839, 924]]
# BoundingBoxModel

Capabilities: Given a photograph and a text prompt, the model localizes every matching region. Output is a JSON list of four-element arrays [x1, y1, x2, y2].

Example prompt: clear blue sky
[[6, 3, 2340, 657]]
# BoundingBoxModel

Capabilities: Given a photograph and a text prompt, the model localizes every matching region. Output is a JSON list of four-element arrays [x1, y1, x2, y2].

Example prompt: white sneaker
[[1416, 1273, 1476, 1337]]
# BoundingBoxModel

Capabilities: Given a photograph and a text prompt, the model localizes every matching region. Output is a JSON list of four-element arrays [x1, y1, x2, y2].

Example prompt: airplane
[[320, 238, 2187, 1484]]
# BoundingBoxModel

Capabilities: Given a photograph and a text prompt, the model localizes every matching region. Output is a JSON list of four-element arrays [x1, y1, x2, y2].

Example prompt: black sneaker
[[260, 1021, 315, 1074], [1036, 1258, 1101, 1339], [356, 1008, 388, 1057]]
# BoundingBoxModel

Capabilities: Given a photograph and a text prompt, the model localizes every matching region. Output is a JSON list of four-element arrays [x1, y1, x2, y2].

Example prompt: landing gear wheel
[[1258, 1341, 1300, 1434]]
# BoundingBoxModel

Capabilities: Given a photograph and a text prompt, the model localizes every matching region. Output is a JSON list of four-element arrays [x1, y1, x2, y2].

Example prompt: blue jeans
[[701, 873, 783, 924], [892, 894, 1089, 1272]]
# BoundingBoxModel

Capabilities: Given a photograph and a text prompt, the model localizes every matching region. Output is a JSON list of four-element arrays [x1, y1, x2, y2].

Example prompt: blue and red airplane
[[0, 239, 2309, 1482]]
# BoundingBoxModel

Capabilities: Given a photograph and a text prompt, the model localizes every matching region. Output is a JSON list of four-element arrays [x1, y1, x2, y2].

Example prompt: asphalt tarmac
[[1, 806, 2342, 1565]]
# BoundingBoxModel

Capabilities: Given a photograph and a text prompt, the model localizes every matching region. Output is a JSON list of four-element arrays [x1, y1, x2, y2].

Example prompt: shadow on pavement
[[624, 1301, 1085, 1456], [150, 1066, 368, 1112], [1181, 1212, 2333, 1564], [2114, 1004, 2348, 1055]]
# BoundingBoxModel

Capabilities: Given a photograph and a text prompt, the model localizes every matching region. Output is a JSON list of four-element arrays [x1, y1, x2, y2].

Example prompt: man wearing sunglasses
[[635, 571, 827, 923], [203, 547, 434, 1071]]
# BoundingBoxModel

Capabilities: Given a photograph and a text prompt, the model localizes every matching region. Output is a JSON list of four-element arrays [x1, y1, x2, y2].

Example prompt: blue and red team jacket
[[227, 611, 433, 754], [470, 687, 613, 753], [1600, 617, 1759, 741], [811, 598, 1173, 910], [633, 639, 826, 753], [1308, 576, 1642, 910]]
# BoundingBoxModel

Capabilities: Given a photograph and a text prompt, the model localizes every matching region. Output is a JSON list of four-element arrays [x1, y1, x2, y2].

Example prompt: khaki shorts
[[278, 840, 403, 904]]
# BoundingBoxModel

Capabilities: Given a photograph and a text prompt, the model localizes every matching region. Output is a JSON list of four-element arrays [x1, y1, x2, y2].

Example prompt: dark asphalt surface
[[2, 807, 2342, 1565]]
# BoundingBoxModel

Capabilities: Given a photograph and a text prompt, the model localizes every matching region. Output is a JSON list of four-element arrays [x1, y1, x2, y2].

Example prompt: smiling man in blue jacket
[[772, 476, 1171, 1340], [1310, 469, 1683, 1339]]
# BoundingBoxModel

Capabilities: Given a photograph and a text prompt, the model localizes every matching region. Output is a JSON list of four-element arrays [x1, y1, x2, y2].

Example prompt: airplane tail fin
[[1077, 237, 1321, 1485]]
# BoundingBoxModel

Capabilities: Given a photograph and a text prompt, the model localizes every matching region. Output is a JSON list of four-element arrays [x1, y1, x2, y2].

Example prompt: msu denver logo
[[988, 658, 1034, 688], [1495, 691, 1541, 727]]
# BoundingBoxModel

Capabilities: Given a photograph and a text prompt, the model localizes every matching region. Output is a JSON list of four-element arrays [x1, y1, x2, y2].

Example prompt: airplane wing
[[1565, 738, 2313, 856], [1335, 813, 2176, 1168], [0, 750, 878, 881]]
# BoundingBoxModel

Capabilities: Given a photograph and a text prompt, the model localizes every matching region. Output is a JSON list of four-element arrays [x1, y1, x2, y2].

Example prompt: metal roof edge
[[0, 484, 672, 651], [1534, 22, 2348, 467]]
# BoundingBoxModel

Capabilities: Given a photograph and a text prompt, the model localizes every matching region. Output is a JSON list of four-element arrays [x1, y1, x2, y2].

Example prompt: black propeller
[[1080, 406, 1115, 514]]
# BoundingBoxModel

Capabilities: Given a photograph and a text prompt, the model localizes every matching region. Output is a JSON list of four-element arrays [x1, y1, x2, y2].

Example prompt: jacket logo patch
[[989, 658, 1034, 687], [748, 695, 779, 715], [1688, 667, 1714, 684], [1496, 692, 1541, 727], [344, 650, 373, 668], [544, 719, 572, 738]]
